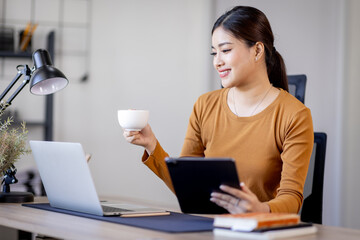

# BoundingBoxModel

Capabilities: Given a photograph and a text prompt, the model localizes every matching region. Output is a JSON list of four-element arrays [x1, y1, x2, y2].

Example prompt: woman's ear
[[254, 42, 265, 62]]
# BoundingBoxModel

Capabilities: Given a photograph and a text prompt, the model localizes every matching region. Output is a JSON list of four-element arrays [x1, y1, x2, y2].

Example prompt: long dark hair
[[212, 6, 288, 91]]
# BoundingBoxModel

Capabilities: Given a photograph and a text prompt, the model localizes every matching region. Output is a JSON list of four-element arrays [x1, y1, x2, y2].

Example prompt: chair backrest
[[300, 132, 327, 224], [287, 74, 307, 103]]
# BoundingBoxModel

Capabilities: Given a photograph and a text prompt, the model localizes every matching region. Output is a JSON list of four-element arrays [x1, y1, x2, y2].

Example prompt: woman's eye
[[210, 49, 231, 56]]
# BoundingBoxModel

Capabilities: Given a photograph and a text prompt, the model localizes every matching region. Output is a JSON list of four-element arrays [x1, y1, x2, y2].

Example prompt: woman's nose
[[214, 55, 224, 69]]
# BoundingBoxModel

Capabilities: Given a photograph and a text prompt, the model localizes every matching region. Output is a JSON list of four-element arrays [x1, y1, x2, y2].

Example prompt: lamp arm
[[0, 65, 32, 115], [6, 77, 31, 106], [0, 72, 23, 102]]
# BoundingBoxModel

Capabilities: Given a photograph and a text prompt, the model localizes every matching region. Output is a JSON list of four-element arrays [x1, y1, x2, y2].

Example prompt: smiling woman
[[211, 6, 288, 92], [122, 5, 314, 215]]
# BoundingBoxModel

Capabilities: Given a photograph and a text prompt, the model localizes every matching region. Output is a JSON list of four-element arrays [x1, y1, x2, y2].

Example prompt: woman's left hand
[[210, 182, 270, 213]]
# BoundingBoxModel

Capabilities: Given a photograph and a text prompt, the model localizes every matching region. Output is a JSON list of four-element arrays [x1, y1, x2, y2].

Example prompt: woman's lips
[[219, 69, 231, 78]]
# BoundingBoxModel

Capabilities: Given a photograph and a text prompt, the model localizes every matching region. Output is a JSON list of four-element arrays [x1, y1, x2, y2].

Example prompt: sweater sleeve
[[267, 108, 314, 213], [141, 140, 175, 193], [180, 98, 206, 157]]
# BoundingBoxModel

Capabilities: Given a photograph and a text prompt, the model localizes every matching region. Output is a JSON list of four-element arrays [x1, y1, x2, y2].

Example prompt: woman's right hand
[[123, 124, 157, 154]]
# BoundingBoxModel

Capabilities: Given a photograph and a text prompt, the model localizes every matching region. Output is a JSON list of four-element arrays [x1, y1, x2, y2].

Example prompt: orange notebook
[[213, 212, 300, 231]]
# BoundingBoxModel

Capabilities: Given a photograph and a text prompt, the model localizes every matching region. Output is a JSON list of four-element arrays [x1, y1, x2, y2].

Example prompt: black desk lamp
[[0, 49, 68, 203]]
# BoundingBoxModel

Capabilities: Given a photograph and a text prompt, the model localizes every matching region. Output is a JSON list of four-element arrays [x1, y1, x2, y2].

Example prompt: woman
[[123, 6, 314, 214]]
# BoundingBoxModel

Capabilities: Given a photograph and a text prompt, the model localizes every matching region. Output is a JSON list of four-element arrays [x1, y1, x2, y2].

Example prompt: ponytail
[[266, 48, 288, 91]]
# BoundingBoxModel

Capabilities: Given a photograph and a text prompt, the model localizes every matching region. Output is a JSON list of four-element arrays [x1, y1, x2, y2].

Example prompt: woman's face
[[211, 27, 256, 88]]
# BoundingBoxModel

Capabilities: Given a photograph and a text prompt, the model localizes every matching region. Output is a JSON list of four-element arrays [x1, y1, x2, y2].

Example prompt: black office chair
[[300, 132, 327, 224], [287, 75, 327, 223], [287, 74, 307, 104]]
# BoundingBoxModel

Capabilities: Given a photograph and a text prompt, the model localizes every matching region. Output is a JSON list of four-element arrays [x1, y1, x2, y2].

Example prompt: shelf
[[0, 51, 32, 58], [12, 121, 46, 127]]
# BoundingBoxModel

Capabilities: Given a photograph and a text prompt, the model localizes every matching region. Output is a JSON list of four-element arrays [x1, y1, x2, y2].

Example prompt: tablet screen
[[166, 157, 240, 214]]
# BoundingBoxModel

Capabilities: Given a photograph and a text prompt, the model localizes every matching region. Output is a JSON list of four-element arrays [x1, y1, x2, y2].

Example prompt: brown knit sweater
[[142, 88, 314, 213]]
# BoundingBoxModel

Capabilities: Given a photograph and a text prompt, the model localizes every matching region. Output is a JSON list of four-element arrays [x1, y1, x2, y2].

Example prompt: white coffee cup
[[117, 109, 149, 131]]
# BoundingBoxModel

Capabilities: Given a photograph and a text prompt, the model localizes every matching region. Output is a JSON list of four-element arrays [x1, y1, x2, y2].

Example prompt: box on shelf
[[0, 27, 15, 52]]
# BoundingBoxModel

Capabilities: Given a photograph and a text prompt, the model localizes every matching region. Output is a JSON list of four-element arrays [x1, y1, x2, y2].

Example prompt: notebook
[[165, 157, 240, 214], [29, 140, 169, 217]]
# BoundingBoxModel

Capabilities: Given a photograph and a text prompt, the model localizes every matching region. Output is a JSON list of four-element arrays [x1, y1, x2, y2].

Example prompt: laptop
[[30, 140, 169, 217]]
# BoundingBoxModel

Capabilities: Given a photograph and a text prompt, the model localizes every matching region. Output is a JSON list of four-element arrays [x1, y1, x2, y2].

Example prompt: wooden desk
[[1, 197, 360, 240]]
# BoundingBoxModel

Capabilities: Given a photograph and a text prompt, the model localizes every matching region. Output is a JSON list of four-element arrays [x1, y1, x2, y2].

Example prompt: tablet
[[165, 157, 240, 214]]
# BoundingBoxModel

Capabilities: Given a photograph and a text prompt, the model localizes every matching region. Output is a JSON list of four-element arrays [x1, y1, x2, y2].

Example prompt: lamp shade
[[30, 49, 68, 95]]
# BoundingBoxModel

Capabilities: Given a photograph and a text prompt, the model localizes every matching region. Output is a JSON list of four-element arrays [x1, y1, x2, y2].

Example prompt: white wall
[[53, 0, 214, 210], [343, 0, 360, 229]]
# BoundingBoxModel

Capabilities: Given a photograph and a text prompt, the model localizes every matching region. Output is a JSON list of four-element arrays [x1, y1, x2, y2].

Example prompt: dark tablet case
[[166, 157, 240, 214], [22, 203, 214, 233]]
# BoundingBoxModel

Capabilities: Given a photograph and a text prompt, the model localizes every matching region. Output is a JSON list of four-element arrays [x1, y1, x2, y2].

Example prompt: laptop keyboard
[[101, 205, 132, 213]]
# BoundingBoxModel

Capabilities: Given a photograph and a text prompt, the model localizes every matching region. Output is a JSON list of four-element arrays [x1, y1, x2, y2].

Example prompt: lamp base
[[0, 191, 34, 203]]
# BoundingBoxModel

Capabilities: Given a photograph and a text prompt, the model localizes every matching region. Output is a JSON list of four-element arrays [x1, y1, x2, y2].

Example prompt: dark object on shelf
[[0, 27, 15, 52], [19, 23, 38, 52], [19, 30, 32, 52], [0, 48, 68, 203]]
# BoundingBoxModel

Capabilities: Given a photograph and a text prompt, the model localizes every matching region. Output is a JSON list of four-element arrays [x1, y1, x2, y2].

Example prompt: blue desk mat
[[22, 203, 214, 233]]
